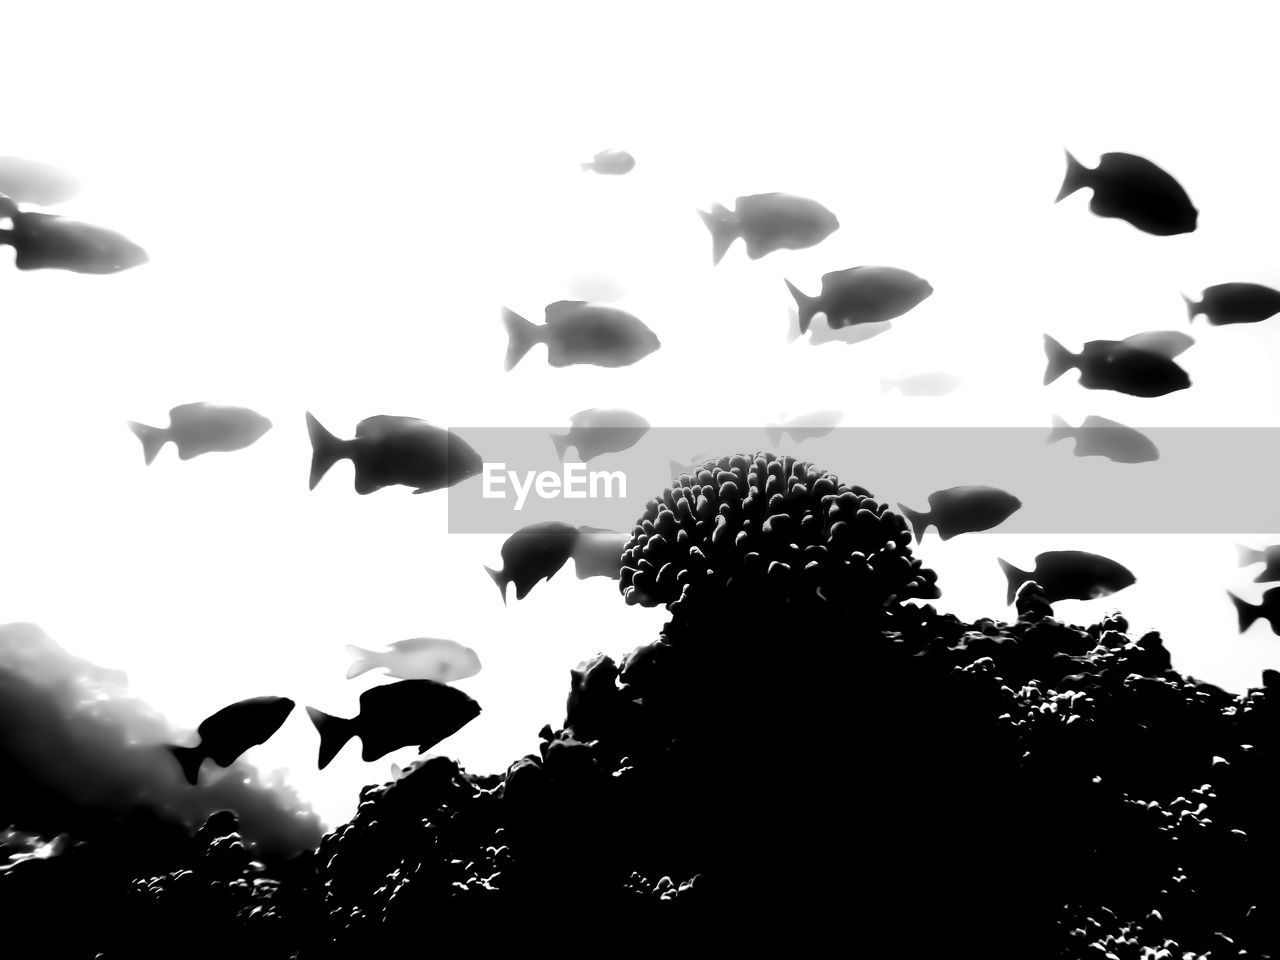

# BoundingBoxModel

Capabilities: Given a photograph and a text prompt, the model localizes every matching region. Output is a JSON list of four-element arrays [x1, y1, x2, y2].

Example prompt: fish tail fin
[[1046, 414, 1073, 445], [167, 744, 205, 785], [551, 432, 572, 461], [127, 421, 168, 465], [485, 565, 508, 605], [764, 426, 782, 448], [344, 645, 377, 680], [502, 307, 542, 371], [1055, 149, 1089, 202], [1237, 544, 1264, 568], [897, 503, 931, 541], [784, 279, 820, 334], [698, 202, 737, 265], [306, 706, 357, 770], [306, 412, 347, 490], [1043, 335, 1076, 385], [1229, 591, 1262, 633], [1183, 293, 1201, 323], [998, 558, 1031, 606]]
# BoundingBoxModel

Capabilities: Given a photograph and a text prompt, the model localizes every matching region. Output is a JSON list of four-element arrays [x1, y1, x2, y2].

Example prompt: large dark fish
[[1238, 544, 1280, 584], [167, 696, 295, 785], [346, 638, 481, 682], [1047, 414, 1158, 464], [0, 158, 79, 205], [699, 193, 838, 264], [128, 403, 272, 464], [1043, 334, 1191, 398], [1228, 587, 1280, 636], [502, 301, 660, 371], [485, 521, 580, 602], [1185, 283, 1280, 327], [0, 197, 148, 274], [786, 266, 932, 334], [898, 486, 1022, 541], [306, 413, 483, 495], [306, 679, 480, 769], [580, 149, 635, 175], [1055, 150, 1197, 236], [571, 526, 626, 580], [998, 550, 1135, 605], [551, 408, 650, 462]]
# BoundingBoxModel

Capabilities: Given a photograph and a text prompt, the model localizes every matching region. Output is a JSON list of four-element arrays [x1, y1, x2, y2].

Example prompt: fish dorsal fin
[[545, 300, 589, 321]]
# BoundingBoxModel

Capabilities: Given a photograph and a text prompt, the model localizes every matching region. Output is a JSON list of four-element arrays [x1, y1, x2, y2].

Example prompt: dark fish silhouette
[[128, 404, 272, 465], [765, 410, 843, 447], [306, 680, 480, 769], [699, 193, 838, 264], [1043, 334, 1191, 397], [485, 521, 580, 602], [1047, 414, 1159, 464], [899, 486, 1022, 541], [346, 638, 481, 682], [998, 550, 1135, 605], [571, 526, 626, 580], [881, 372, 962, 397], [1055, 150, 1197, 236], [1185, 283, 1280, 327], [551, 409, 650, 462], [167, 696, 295, 785], [1228, 587, 1280, 635], [306, 413, 483, 495], [786, 266, 932, 334], [502, 301, 660, 370], [0, 197, 147, 274], [1238, 544, 1280, 584], [580, 150, 635, 175], [0, 158, 79, 205]]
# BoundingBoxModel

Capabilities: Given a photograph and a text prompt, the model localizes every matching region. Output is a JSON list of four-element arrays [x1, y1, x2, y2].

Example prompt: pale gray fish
[[1047, 414, 1158, 464], [580, 149, 635, 175], [572, 526, 627, 580], [1237, 544, 1280, 584], [551, 408, 650, 462], [128, 403, 272, 464], [787, 307, 892, 346], [765, 410, 844, 447], [346, 638, 481, 683], [881, 372, 962, 397], [567, 270, 625, 303], [787, 266, 932, 333], [1120, 330, 1194, 358], [0, 157, 79, 205], [699, 193, 838, 264], [502, 301, 660, 370]]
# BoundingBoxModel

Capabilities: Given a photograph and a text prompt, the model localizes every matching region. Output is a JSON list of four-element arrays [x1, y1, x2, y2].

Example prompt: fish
[[306, 412, 483, 495], [1055, 149, 1198, 236], [127, 403, 272, 465], [1237, 544, 1280, 584], [166, 696, 295, 785], [485, 521, 581, 602], [551, 409, 650, 462], [1042, 334, 1191, 398], [699, 193, 838, 264], [786, 307, 892, 346], [1046, 414, 1159, 464], [567, 270, 624, 303], [345, 638, 481, 683], [0, 198, 148, 274], [571, 526, 627, 580], [580, 149, 635, 175], [785, 266, 932, 334], [881, 372, 962, 397], [0, 158, 79, 205], [1117, 330, 1195, 359], [1185, 283, 1280, 327], [764, 410, 844, 447], [1228, 587, 1280, 635], [997, 550, 1135, 605], [898, 486, 1022, 541], [306, 679, 480, 769], [502, 300, 660, 371]]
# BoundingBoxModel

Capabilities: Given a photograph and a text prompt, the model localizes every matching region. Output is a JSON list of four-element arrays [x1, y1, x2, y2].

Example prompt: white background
[[2, 1, 1280, 830]]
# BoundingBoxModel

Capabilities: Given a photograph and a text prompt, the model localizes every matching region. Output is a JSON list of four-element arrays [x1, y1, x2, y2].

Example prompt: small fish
[[786, 307, 891, 346], [881, 372, 962, 397], [551, 408, 650, 462], [786, 266, 932, 334], [580, 149, 635, 175], [765, 410, 844, 447], [0, 158, 79, 205], [571, 526, 626, 580], [1185, 283, 1280, 327], [1047, 414, 1158, 464], [898, 486, 1022, 541], [1237, 544, 1280, 584], [485, 521, 581, 602], [0, 198, 148, 274], [127, 403, 272, 465], [998, 550, 1135, 605], [1043, 334, 1191, 398], [567, 270, 624, 303], [699, 193, 838, 264], [306, 412, 483, 495], [1228, 587, 1280, 636], [167, 696, 295, 785], [345, 638, 482, 682], [306, 679, 480, 769], [502, 300, 660, 371], [1055, 149, 1198, 236]]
